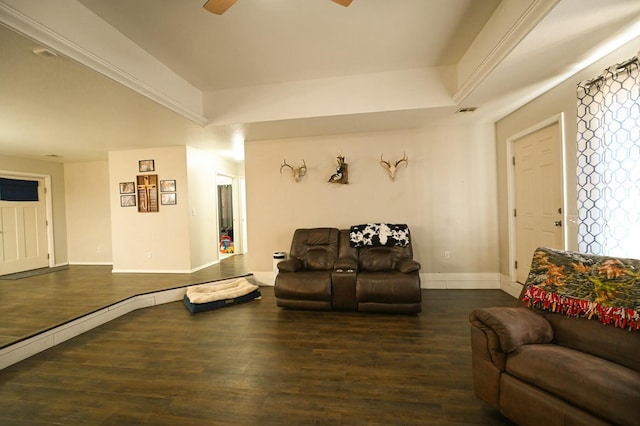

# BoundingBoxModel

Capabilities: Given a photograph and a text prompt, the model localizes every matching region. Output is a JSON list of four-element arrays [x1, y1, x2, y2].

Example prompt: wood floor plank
[[0, 284, 516, 425], [0, 256, 250, 347]]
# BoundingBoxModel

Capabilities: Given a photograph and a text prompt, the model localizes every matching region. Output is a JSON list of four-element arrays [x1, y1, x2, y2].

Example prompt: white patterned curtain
[[576, 54, 640, 257]]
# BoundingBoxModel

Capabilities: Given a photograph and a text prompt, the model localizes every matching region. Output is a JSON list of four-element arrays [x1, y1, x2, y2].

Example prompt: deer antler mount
[[380, 153, 408, 181], [328, 155, 349, 184], [280, 159, 307, 182]]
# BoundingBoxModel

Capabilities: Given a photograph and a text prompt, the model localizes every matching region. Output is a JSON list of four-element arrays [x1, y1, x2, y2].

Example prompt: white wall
[[495, 38, 640, 277], [245, 124, 500, 287], [64, 161, 112, 264], [186, 146, 219, 270]]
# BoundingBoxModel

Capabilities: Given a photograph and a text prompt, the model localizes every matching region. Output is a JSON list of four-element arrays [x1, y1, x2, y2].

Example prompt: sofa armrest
[[334, 257, 358, 272], [469, 307, 554, 353], [396, 258, 421, 273], [277, 258, 303, 272]]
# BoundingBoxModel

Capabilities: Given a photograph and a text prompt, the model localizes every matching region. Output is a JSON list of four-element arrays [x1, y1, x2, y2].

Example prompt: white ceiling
[[77, 0, 500, 91], [1, 0, 640, 163]]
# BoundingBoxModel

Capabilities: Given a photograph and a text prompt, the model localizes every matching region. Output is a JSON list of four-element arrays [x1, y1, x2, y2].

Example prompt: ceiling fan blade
[[331, 0, 353, 6], [203, 0, 238, 15]]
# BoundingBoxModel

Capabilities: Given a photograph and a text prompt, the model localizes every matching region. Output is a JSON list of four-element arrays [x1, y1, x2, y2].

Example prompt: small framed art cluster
[[160, 179, 176, 205], [118, 159, 177, 211]]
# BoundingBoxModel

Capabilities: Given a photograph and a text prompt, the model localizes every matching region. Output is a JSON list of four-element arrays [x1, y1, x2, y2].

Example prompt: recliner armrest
[[277, 258, 303, 272], [396, 258, 421, 273], [469, 307, 553, 353], [334, 257, 358, 272]]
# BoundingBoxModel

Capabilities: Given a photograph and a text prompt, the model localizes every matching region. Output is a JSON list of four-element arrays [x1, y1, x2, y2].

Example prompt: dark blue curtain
[[0, 178, 39, 201]]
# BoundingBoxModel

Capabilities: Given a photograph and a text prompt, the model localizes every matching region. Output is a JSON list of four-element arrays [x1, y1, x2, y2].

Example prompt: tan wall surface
[[108, 146, 191, 272], [495, 39, 640, 276], [245, 124, 499, 281], [64, 161, 112, 264]]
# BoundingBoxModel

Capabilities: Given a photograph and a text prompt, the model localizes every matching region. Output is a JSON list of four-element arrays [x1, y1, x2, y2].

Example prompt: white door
[[0, 177, 49, 275], [514, 123, 563, 283]]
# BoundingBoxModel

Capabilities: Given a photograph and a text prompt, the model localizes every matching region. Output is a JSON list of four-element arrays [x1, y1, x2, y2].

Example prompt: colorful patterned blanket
[[522, 247, 640, 331]]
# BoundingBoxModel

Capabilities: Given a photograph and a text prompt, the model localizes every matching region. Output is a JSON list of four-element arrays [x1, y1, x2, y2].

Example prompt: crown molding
[[453, 0, 560, 104], [0, 1, 208, 126]]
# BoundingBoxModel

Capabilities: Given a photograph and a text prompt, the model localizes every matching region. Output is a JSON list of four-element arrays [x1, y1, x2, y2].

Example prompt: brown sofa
[[274, 226, 421, 313], [469, 247, 640, 426]]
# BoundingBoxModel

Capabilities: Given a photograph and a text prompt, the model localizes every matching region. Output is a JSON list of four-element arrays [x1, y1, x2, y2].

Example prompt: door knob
[[554, 220, 562, 227]]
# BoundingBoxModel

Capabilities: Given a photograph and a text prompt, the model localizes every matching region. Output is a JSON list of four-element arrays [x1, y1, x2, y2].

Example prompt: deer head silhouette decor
[[380, 153, 408, 181], [280, 159, 307, 182]]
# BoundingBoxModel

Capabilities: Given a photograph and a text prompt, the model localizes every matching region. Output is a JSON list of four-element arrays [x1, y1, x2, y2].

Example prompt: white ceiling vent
[[456, 107, 478, 113]]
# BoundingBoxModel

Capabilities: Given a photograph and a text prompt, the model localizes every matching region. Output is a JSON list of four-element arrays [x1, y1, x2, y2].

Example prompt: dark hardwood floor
[[0, 255, 250, 348], [0, 281, 516, 425]]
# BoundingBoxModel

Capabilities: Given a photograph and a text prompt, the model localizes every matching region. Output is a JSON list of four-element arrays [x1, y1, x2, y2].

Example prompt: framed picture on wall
[[137, 174, 159, 212], [138, 159, 155, 172], [119, 181, 135, 194], [120, 194, 136, 207], [160, 179, 176, 192], [161, 192, 176, 205]]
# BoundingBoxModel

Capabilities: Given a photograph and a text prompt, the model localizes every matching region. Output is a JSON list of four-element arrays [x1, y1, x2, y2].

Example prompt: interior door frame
[[216, 173, 247, 256], [0, 170, 55, 268], [506, 113, 567, 283]]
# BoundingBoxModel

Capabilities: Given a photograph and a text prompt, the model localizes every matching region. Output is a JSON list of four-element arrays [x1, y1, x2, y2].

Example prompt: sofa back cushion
[[358, 245, 412, 272], [518, 247, 640, 372], [290, 228, 339, 271], [542, 311, 640, 372]]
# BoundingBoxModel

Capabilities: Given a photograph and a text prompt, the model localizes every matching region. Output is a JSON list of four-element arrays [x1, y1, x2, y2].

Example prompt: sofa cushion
[[499, 374, 611, 426], [289, 228, 339, 271], [274, 271, 332, 301], [359, 246, 395, 271], [506, 344, 640, 425], [304, 247, 334, 270], [543, 312, 640, 372], [356, 272, 421, 304]]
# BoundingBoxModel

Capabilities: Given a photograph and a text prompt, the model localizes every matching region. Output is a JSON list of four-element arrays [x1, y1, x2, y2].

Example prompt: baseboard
[[69, 261, 220, 271], [421, 272, 501, 289], [111, 268, 194, 274], [0, 277, 243, 370], [190, 259, 220, 273], [257, 271, 502, 290], [500, 274, 523, 298], [252, 271, 277, 286], [111, 260, 221, 274]]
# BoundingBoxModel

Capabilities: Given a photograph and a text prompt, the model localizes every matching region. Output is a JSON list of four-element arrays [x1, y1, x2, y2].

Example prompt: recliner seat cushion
[[356, 272, 421, 304], [506, 344, 640, 425], [274, 271, 332, 301]]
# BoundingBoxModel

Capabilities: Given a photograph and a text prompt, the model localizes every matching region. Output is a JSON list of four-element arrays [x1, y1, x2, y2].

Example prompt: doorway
[[508, 117, 565, 284], [0, 175, 51, 275], [217, 179, 234, 256]]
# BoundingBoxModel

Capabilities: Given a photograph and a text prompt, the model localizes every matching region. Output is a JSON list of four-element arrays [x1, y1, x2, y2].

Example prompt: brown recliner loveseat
[[469, 247, 640, 426], [274, 224, 421, 313]]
